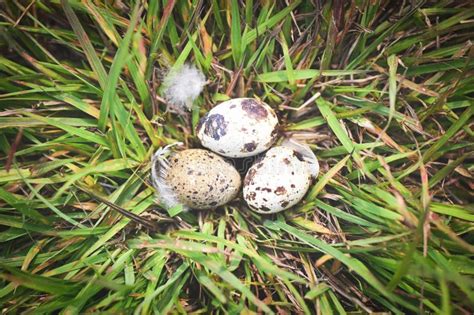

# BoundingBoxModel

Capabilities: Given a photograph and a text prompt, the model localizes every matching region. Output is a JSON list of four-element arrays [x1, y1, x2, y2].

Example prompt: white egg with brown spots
[[153, 148, 241, 210], [196, 98, 279, 158], [243, 146, 315, 213]]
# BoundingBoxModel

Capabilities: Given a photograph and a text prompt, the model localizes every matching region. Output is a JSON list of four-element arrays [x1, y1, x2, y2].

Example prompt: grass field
[[1, 0, 473, 314]]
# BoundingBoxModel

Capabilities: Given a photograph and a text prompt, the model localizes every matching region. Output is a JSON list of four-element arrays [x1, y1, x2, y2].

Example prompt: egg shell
[[166, 149, 241, 209], [197, 98, 279, 158], [243, 146, 312, 213]]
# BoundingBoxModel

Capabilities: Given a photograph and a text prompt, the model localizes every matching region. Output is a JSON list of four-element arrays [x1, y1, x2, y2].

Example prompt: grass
[[0, 0, 473, 313]]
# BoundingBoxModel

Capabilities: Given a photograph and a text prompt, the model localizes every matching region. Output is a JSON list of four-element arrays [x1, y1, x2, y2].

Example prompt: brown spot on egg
[[264, 128, 279, 148], [259, 205, 272, 212], [241, 99, 268, 120], [293, 150, 304, 161], [291, 184, 295, 188], [275, 186, 287, 195], [244, 169, 256, 186], [246, 192, 256, 201], [262, 187, 272, 193], [202, 114, 228, 140], [280, 201, 289, 208], [242, 141, 257, 152], [283, 158, 290, 165]]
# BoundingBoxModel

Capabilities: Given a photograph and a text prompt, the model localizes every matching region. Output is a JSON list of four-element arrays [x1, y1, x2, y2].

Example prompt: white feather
[[151, 142, 188, 211], [162, 64, 206, 112], [281, 138, 320, 179]]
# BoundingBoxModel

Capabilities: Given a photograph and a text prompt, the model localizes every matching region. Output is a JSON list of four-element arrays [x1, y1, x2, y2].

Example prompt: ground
[[0, 0, 473, 314]]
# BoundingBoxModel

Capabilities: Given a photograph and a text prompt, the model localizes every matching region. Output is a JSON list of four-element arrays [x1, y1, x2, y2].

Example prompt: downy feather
[[162, 63, 206, 113], [151, 142, 188, 211], [281, 138, 320, 178]]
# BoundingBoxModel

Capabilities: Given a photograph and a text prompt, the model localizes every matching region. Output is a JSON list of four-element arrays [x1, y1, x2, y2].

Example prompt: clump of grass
[[0, 1, 473, 314]]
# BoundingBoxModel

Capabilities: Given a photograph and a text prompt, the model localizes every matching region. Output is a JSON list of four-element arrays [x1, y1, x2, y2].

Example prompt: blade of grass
[[305, 155, 349, 200], [265, 220, 417, 312], [257, 69, 366, 82], [230, 0, 242, 66], [98, 2, 141, 130], [423, 104, 473, 163], [0, 264, 81, 295]]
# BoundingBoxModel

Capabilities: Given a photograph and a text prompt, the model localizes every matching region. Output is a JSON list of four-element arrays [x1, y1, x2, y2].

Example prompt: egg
[[152, 148, 241, 210], [196, 98, 279, 158], [243, 146, 317, 213]]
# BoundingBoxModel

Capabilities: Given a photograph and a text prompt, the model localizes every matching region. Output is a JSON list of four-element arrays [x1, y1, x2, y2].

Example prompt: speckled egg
[[196, 98, 279, 158], [243, 146, 313, 213], [163, 149, 241, 209]]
